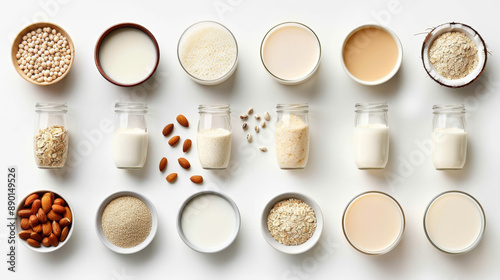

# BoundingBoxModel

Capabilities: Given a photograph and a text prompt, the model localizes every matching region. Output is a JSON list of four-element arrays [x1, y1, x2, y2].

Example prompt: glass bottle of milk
[[197, 105, 232, 169], [353, 102, 389, 169], [275, 103, 310, 169], [432, 104, 467, 170], [112, 102, 148, 169]]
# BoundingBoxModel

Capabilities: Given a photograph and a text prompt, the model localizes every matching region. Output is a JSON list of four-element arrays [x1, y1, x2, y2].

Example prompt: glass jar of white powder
[[354, 102, 389, 169], [113, 102, 148, 169], [275, 104, 309, 169], [432, 104, 467, 170], [197, 105, 232, 169]]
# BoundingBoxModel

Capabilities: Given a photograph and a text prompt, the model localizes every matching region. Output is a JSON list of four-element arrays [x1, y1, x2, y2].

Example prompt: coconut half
[[421, 22, 487, 88]]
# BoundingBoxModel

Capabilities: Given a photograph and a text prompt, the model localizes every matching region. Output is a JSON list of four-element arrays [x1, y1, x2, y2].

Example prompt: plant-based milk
[[112, 128, 148, 168], [353, 124, 389, 169], [432, 127, 467, 170]]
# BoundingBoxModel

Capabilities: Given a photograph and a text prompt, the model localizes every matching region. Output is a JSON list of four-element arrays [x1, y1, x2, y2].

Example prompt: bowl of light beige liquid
[[341, 24, 402, 86]]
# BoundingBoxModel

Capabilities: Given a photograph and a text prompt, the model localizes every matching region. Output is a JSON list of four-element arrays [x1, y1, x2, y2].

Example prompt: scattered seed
[[246, 134, 252, 143], [259, 146, 268, 152], [242, 123, 248, 130], [261, 121, 266, 128], [255, 115, 261, 121], [263, 112, 271, 121], [240, 114, 248, 120], [247, 108, 254, 115], [255, 126, 259, 133]]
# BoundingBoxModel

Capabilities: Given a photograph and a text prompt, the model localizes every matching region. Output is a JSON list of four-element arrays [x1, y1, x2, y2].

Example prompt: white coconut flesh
[[422, 22, 487, 88]]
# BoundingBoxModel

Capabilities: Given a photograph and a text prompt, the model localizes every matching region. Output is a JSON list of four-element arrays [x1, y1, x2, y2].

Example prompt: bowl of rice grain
[[95, 191, 158, 254]]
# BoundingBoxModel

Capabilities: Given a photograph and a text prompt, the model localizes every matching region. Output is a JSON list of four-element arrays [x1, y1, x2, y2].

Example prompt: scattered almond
[[261, 121, 266, 128], [162, 123, 174, 136], [168, 135, 180, 146], [259, 146, 268, 152], [24, 193, 39, 207], [178, 158, 191, 169], [183, 139, 192, 153], [247, 108, 254, 115], [166, 173, 178, 183], [159, 157, 168, 171], [190, 175, 203, 184], [176, 114, 189, 127], [247, 134, 253, 143]]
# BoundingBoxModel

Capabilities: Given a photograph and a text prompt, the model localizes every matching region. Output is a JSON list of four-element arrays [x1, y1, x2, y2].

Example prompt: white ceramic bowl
[[341, 24, 403, 86], [95, 191, 158, 254], [16, 189, 75, 253], [177, 190, 241, 253], [261, 192, 324, 254]]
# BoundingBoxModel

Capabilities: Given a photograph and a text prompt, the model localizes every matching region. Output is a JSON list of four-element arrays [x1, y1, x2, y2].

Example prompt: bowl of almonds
[[16, 190, 74, 253]]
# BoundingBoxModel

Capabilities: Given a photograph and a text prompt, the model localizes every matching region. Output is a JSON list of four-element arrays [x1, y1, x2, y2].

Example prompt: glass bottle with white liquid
[[112, 102, 148, 169], [353, 102, 389, 169], [197, 105, 232, 169], [432, 104, 467, 170]]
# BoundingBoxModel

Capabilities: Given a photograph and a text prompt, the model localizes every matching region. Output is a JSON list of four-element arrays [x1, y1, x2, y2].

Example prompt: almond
[[53, 198, 65, 206], [41, 193, 52, 213], [190, 175, 203, 184], [37, 208, 47, 224], [24, 193, 39, 207], [183, 139, 192, 153], [52, 204, 66, 215], [31, 199, 41, 214], [42, 237, 51, 247], [59, 217, 71, 228], [27, 238, 41, 248], [43, 221, 52, 236], [48, 233, 59, 247], [63, 206, 72, 222], [20, 218, 30, 230], [30, 232, 42, 242], [59, 226, 69, 242], [178, 158, 191, 169], [29, 214, 39, 228], [159, 157, 167, 171], [47, 210, 62, 222], [166, 173, 177, 183], [18, 230, 32, 240], [52, 220, 61, 237], [168, 135, 180, 146], [162, 123, 174, 136], [18, 209, 32, 218], [32, 224, 42, 233], [176, 114, 189, 127]]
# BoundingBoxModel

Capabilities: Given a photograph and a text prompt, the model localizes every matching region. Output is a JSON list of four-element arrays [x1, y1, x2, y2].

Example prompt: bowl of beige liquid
[[341, 24, 402, 86]]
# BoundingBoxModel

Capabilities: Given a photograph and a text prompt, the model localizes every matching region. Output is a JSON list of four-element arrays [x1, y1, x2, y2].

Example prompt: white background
[[1, 0, 499, 279]]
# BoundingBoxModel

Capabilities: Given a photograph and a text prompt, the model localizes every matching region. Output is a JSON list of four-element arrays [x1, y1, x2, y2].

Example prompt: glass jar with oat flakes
[[34, 102, 69, 169]]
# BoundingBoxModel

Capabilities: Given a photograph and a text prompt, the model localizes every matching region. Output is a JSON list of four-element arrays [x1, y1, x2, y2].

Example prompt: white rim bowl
[[95, 191, 158, 254], [261, 192, 324, 254]]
